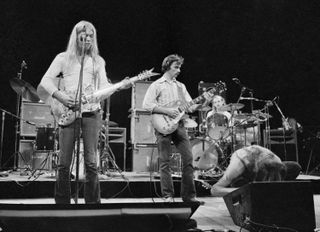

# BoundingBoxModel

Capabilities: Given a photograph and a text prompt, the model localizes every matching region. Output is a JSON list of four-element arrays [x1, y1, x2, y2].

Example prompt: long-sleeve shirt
[[38, 52, 111, 112], [142, 76, 193, 112]]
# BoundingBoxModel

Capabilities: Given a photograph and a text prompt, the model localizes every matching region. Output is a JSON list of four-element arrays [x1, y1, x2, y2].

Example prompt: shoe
[[182, 197, 205, 205], [163, 196, 174, 203]]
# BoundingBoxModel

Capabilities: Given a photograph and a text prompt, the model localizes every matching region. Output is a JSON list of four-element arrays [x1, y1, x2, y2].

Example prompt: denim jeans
[[55, 112, 101, 204], [155, 124, 196, 200]]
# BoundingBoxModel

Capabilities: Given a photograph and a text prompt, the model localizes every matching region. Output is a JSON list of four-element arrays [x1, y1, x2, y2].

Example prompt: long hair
[[254, 156, 287, 181], [65, 20, 100, 66]]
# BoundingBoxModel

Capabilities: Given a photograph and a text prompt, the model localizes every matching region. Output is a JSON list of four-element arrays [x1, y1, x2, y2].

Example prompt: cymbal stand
[[100, 97, 122, 176], [12, 61, 27, 170], [0, 111, 4, 169]]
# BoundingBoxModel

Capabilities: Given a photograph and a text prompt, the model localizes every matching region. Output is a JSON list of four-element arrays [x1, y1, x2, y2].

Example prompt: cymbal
[[254, 112, 273, 120], [184, 118, 198, 128], [198, 106, 211, 111], [102, 120, 118, 127], [10, 78, 40, 102], [218, 103, 244, 112], [235, 122, 257, 129]]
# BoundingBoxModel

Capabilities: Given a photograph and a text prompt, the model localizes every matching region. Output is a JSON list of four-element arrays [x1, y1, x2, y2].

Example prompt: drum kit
[[184, 87, 274, 179], [6, 76, 59, 175]]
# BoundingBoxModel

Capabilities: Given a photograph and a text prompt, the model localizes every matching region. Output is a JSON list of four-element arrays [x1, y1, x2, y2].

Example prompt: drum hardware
[[7, 61, 38, 171], [0, 106, 37, 171], [99, 97, 123, 176], [217, 103, 244, 112]]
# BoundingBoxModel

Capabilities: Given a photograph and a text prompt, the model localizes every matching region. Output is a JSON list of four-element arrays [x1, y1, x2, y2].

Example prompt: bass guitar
[[151, 82, 226, 135], [52, 68, 159, 126]]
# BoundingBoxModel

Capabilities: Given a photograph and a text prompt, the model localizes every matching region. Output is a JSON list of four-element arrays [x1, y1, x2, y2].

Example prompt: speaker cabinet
[[223, 181, 315, 232], [130, 111, 156, 144], [132, 145, 159, 172], [131, 81, 152, 110], [20, 101, 54, 136], [18, 140, 34, 169]]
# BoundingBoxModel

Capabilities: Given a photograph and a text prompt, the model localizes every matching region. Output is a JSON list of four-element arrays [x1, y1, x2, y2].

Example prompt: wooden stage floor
[[0, 171, 319, 231]]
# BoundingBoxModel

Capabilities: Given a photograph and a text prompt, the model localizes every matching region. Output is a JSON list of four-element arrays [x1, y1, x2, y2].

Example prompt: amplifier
[[131, 81, 152, 110], [130, 110, 156, 144], [20, 101, 54, 136]]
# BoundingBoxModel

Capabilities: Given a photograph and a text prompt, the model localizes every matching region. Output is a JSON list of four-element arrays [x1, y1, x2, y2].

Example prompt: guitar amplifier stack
[[130, 81, 158, 172], [18, 101, 55, 169]]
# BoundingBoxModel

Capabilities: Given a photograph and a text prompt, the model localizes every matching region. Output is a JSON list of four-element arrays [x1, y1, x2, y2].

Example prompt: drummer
[[207, 95, 231, 121], [206, 95, 233, 141]]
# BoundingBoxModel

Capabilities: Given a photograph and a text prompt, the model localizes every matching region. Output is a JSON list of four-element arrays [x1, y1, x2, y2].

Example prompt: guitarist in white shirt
[[143, 54, 211, 203], [37, 21, 130, 204]]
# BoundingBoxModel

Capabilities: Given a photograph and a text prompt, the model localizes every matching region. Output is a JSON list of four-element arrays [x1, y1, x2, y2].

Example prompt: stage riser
[[0, 179, 211, 199]]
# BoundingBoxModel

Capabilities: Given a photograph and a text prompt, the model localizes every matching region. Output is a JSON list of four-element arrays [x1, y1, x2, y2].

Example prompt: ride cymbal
[[218, 103, 244, 112], [10, 78, 40, 102]]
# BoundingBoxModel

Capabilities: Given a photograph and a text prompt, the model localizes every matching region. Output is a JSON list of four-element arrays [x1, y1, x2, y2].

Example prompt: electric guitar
[[151, 82, 226, 135], [52, 68, 159, 126]]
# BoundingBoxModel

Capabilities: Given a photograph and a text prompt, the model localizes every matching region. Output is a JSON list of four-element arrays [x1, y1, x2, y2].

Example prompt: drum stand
[[100, 97, 122, 176]]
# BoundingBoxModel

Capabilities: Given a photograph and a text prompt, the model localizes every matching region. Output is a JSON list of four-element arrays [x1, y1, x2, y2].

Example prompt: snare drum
[[35, 126, 56, 151], [191, 139, 220, 170], [206, 111, 230, 140]]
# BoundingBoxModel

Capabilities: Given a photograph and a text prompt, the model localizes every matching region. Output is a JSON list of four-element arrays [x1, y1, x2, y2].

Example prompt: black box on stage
[[223, 181, 315, 232]]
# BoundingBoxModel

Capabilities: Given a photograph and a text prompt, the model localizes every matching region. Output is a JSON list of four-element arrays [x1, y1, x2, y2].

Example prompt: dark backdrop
[[1, 0, 320, 170]]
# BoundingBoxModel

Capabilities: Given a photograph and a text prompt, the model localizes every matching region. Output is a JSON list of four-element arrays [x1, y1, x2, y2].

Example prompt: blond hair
[[65, 20, 101, 67]]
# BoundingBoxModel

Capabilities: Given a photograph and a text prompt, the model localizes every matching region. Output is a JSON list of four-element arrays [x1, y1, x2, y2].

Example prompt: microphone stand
[[12, 62, 27, 170], [74, 41, 86, 204]]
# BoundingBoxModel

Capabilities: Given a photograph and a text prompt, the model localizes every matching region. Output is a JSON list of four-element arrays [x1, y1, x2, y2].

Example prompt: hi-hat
[[218, 103, 244, 112], [10, 78, 40, 102]]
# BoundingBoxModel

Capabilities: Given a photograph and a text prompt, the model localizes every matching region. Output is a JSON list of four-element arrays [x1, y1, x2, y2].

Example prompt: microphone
[[271, 96, 279, 102], [26, 120, 36, 126], [232, 78, 240, 84], [21, 60, 27, 69], [232, 77, 253, 92]]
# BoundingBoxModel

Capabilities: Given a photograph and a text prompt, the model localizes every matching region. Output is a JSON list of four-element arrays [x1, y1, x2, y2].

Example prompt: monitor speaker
[[223, 181, 315, 231]]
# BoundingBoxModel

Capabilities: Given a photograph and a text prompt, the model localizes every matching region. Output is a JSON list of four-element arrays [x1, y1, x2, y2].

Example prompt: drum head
[[184, 118, 198, 128], [207, 113, 230, 140], [191, 139, 218, 170]]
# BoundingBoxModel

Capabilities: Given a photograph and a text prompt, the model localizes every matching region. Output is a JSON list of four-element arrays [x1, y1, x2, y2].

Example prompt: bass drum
[[207, 112, 230, 140], [191, 139, 220, 170]]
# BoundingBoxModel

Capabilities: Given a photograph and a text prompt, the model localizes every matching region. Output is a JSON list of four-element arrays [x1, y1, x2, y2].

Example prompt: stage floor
[[0, 196, 319, 231], [0, 171, 319, 231]]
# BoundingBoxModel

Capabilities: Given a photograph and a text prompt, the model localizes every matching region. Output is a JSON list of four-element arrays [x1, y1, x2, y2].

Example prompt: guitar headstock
[[136, 68, 160, 81], [214, 81, 227, 95], [203, 81, 227, 96]]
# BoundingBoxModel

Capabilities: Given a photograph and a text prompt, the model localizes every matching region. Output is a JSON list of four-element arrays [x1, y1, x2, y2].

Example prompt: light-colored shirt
[[38, 52, 110, 112], [142, 75, 193, 112]]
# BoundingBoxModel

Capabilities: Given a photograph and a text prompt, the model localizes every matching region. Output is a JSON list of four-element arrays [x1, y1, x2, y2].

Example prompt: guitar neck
[[180, 88, 215, 111]]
